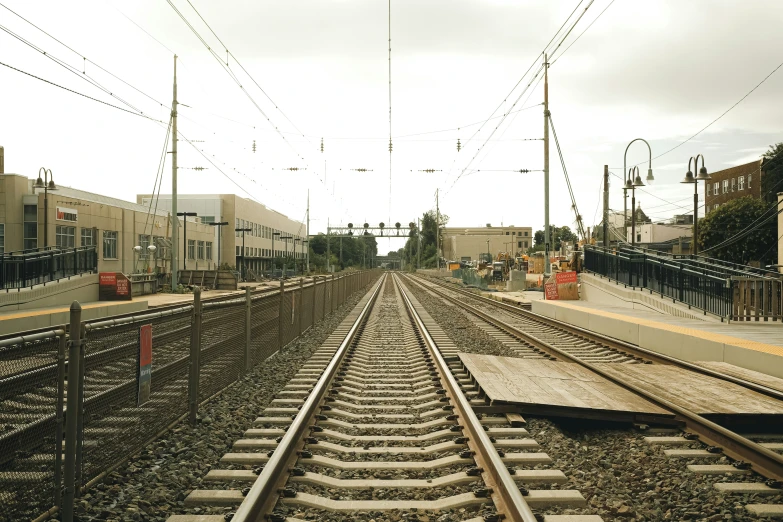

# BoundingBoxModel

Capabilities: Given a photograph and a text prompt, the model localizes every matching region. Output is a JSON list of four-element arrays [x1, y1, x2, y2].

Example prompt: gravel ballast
[[71, 283, 377, 522]]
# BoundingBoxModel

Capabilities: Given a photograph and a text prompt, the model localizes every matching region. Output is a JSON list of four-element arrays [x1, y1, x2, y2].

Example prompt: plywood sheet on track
[[458, 354, 670, 418], [694, 361, 783, 394], [593, 363, 783, 415]]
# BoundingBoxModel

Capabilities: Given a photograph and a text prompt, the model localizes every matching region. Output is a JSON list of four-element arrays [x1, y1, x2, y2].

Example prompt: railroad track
[[173, 273, 591, 522], [404, 273, 783, 515]]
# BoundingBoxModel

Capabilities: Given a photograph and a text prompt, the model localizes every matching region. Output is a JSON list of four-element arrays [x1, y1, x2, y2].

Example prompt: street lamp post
[[272, 231, 280, 275], [208, 221, 229, 268], [486, 239, 490, 264], [235, 227, 252, 281], [680, 154, 710, 256], [177, 212, 197, 271], [33, 168, 57, 249], [280, 236, 292, 278], [622, 139, 654, 246]]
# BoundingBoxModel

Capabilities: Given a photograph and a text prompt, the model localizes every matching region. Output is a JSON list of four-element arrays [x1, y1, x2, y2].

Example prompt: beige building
[[138, 194, 307, 275], [441, 226, 533, 262], [0, 169, 215, 276]]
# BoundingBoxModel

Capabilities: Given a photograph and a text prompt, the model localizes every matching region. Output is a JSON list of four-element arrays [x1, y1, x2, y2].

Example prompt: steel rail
[[405, 275, 783, 481], [415, 274, 783, 404], [393, 274, 537, 522], [230, 274, 386, 522]]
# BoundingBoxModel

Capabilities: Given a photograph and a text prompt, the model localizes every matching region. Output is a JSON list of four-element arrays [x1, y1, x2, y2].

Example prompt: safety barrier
[[0, 269, 381, 522]]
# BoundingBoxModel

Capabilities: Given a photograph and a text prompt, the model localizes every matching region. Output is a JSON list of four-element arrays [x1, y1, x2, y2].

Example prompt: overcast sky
[[1, 0, 782, 251]]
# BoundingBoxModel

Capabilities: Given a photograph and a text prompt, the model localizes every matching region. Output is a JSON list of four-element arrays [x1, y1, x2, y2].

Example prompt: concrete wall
[[0, 272, 99, 311], [441, 226, 533, 261], [625, 223, 691, 244]]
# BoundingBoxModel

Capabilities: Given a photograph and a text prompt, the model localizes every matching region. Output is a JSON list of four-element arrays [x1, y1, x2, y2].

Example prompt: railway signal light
[[320, 137, 324, 153], [252, 140, 256, 153]]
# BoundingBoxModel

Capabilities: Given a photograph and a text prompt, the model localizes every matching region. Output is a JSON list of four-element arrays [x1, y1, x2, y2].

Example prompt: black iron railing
[[1, 246, 98, 289], [583, 245, 755, 319]]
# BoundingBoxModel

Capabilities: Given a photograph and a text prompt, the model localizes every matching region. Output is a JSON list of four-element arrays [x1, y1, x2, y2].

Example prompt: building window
[[738, 175, 745, 190], [722, 180, 729, 194], [138, 234, 151, 258], [236, 245, 240, 256], [713, 182, 719, 195], [512, 231, 516, 235], [197, 240, 205, 259], [206, 241, 212, 260], [524, 241, 529, 248], [706, 183, 712, 196], [24, 203, 38, 250], [0, 224, 4, 254], [517, 241, 522, 248], [81, 228, 96, 247], [201, 216, 215, 224], [188, 240, 196, 259], [731, 178, 736, 192], [103, 231, 118, 259], [505, 231, 509, 235], [56, 225, 76, 249], [636, 233, 641, 242], [748, 174, 752, 188], [236, 218, 240, 237]]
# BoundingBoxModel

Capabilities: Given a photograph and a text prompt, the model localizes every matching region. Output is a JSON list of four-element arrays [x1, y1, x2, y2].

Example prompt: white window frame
[[738, 175, 745, 191], [103, 231, 118, 259], [197, 240, 205, 260], [81, 228, 96, 248], [206, 241, 213, 260], [188, 239, 196, 259], [748, 174, 752, 188], [731, 178, 736, 192], [56, 225, 76, 249], [722, 180, 729, 194]]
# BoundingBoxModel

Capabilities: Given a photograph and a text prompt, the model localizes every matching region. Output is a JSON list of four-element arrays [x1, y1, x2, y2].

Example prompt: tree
[[533, 225, 577, 251], [761, 142, 783, 205], [402, 210, 448, 269], [698, 196, 776, 265]]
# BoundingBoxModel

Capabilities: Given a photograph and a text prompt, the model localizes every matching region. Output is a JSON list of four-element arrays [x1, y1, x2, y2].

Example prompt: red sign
[[99, 272, 117, 286], [544, 282, 559, 300], [99, 272, 132, 301], [556, 271, 578, 285], [116, 278, 129, 296], [138, 324, 152, 405]]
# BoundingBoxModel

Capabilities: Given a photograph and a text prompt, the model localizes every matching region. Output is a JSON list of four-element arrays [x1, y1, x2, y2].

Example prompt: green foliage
[[533, 225, 577, 251], [402, 210, 449, 268], [307, 232, 378, 271], [698, 196, 776, 264], [761, 142, 783, 205]]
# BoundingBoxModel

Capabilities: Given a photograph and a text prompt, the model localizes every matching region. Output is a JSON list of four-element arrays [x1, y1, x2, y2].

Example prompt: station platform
[[0, 300, 147, 336], [532, 299, 783, 380], [481, 290, 544, 307]]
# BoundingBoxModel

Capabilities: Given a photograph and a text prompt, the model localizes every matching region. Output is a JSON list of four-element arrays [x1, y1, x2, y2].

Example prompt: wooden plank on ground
[[695, 361, 783, 394], [594, 363, 783, 415], [458, 354, 670, 418]]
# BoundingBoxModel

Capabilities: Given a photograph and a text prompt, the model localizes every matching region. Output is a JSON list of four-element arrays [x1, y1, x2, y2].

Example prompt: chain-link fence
[[0, 331, 64, 521], [0, 270, 380, 521]]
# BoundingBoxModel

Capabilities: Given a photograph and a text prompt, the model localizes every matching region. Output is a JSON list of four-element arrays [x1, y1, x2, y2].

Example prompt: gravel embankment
[[406, 275, 782, 521], [75, 285, 375, 522]]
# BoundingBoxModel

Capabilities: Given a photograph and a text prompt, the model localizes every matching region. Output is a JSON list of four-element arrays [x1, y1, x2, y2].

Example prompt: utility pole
[[603, 165, 609, 248], [417, 217, 421, 270], [326, 218, 330, 273], [171, 55, 179, 289], [543, 53, 551, 279], [435, 189, 440, 271], [306, 190, 310, 274]]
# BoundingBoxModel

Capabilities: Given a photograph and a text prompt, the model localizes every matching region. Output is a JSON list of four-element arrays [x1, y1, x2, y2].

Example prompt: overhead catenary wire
[[143, 115, 174, 237]]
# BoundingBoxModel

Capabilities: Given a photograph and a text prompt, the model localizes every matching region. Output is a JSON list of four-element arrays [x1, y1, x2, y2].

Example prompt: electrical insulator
[[388, 139, 393, 153], [320, 137, 324, 153], [456, 138, 461, 152], [518, 169, 530, 173], [252, 140, 256, 153]]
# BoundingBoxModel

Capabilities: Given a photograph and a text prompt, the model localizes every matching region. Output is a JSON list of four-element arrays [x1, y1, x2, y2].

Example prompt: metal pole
[[435, 189, 440, 270], [277, 280, 284, 349], [543, 52, 551, 279], [417, 217, 421, 270], [245, 286, 252, 372], [693, 178, 699, 256], [631, 187, 636, 246], [63, 301, 82, 522], [603, 165, 609, 248], [306, 190, 310, 274], [189, 287, 201, 424], [331, 274, 336, 313], [326, 221, 330, 273], [242, 231, 246, 281], [44, 182, 48, 249], [171, 55, 179, 290], [183, 217, 187, 272], [298, 279, 304, 337]]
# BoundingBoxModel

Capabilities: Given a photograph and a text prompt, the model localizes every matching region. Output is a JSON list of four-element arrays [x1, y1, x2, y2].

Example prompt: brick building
[[705, 159, 764, 214]]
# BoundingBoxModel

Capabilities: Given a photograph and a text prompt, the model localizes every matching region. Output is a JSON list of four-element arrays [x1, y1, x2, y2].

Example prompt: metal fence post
[[244, 286, 252, 372], [189, 287, 202, 425], [278, 280, 285, 349], [63, 301, 82, 522], [311, 276, 317, 326], [298, 279, 304, 337], [322, 275, 327, 317], [75, 321, 85, 491], [55, 332, 67, 509], [330, 274, 336, 314]]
